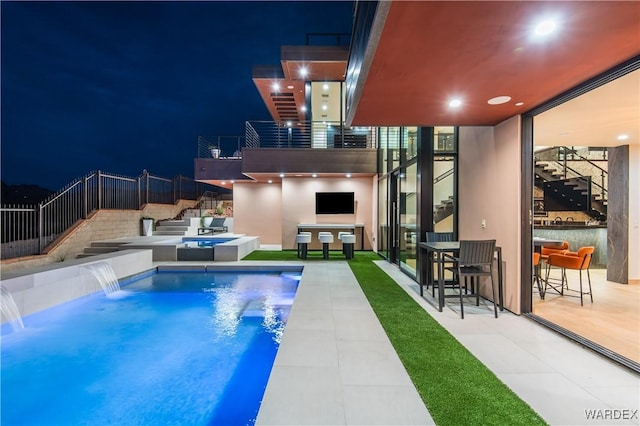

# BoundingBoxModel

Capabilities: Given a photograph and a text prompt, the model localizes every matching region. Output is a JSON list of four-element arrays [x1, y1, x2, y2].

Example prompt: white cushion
[[341, 234, 356, 244], [296, 234, 312, 243], [319, 234, 334, 244]]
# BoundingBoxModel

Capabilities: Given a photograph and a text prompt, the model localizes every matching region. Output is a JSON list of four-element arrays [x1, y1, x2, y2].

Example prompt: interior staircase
[[534, 153, 607, 220], [434, 196, 454, 224]]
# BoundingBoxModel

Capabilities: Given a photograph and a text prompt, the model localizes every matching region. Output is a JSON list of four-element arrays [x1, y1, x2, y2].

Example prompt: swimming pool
[[1, 269, 300, 425], [181, 237, 237, 248]]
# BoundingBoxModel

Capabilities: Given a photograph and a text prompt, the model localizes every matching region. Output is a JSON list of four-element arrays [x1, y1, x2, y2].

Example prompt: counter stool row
[[296, 232, 356, 259]]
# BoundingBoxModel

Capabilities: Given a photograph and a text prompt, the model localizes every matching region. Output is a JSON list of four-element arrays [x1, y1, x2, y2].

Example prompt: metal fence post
[[38, 203, 44, 253], [83, 175, 88, 218], [97, 170, 102, 210]]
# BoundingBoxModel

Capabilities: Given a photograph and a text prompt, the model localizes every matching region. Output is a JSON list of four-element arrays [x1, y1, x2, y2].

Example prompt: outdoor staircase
[[77, 241, 131, 258]]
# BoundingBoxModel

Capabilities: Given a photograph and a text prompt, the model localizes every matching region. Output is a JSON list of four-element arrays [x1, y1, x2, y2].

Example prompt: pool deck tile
[[254, 262, 434, 426], [157, 259, 640, 426]]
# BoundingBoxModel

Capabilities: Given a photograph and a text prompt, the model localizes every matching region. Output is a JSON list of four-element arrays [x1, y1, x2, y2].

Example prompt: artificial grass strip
[[242, 250, 546, 425], [347, 254, 547, 426], [243, 249, 347, 261]]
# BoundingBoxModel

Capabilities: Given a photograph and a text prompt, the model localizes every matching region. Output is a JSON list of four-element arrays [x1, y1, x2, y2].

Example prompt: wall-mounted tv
[[543, 177, 591, 212], [315, 192, 355, 214]]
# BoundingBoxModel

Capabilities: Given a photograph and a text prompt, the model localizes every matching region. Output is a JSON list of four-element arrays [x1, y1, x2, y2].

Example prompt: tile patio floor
[[251, 260, 639, 426]]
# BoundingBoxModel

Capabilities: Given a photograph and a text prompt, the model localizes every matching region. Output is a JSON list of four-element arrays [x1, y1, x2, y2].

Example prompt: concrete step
[[90, 241, 130, 248], [153, 231, 187, 236], [158, 220, 190, 226], [155, 225, 189, 231], [76, 253, 98, 258], [83, 247, 120, 254]]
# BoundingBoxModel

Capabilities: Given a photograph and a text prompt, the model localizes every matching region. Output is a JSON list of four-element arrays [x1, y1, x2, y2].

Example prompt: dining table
[[418, 241, 504, 313]]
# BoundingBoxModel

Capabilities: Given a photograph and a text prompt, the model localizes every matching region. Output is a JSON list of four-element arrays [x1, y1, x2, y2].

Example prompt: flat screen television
[[315, 192, 355, 214], [543, 177, 591, 212]]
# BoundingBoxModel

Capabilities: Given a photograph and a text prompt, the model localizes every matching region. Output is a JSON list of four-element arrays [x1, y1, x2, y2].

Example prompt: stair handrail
[[434, 167, 454, 184], [534, 146, 607, 201]]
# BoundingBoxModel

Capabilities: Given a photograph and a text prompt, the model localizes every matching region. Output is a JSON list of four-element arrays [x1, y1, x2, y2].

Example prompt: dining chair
[[443, 239, 498, 319], [545, 246, 594, 306], [425, 232, 455, 295], [540, 240, 569, 289], [533, 252, 544, 299]]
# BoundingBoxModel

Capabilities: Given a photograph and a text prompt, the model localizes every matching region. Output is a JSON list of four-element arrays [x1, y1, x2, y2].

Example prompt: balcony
[[195, 121, 378, 185]]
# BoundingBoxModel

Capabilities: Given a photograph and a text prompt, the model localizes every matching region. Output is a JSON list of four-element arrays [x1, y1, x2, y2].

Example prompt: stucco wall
[[233, 183, 283, 245], [281, 177, 374, 250], [458, 116, 522, 314], [232, 178, 374, 250]]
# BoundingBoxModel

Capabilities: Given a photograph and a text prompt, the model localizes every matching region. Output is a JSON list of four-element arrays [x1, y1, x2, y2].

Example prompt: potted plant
[[215, 205, 224, 216], [141, 216, 154, 236]]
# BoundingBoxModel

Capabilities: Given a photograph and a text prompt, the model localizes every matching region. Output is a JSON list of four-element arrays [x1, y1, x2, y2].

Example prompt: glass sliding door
[[400, 162, 418, 275], [378, 176, 389, 259]]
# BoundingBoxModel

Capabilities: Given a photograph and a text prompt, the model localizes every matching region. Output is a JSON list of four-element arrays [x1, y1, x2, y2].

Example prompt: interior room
[[531, 68, 639, 364]]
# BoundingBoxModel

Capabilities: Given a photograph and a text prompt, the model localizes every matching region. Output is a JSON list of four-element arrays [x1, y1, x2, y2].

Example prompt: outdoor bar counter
[[297, 223, 365, 250]]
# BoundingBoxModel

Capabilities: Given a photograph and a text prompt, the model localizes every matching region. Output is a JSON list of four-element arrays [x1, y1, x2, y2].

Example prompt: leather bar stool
[[296, 233, 311, 259], [318, 233, 334, 259], [342, 234, 356, 259]]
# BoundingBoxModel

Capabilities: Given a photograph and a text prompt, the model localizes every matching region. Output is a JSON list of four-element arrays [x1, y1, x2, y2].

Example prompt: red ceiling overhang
[[347, 1, 640, 127], [253, 45, 348, 123]]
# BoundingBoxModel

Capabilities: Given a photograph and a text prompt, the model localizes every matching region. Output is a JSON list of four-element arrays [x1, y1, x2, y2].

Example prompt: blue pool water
[[1, 270, 300, 426], [182, 237, 237, 248]]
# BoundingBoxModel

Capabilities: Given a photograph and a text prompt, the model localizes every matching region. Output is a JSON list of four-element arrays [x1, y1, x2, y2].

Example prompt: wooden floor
[[533, 268, 640, 364]]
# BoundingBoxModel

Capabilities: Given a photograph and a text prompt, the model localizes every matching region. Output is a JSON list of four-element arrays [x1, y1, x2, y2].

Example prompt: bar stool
[[342, 234, 356, 259], [338, 232, 352, 254], [296, 233, 311, 259], [318, 233, 334, 259]]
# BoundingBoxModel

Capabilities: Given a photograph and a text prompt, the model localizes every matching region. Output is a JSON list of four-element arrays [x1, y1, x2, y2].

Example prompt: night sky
[[1, 1, 354, 191]]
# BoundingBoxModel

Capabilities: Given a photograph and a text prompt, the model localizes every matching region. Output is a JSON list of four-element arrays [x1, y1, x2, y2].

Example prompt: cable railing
[[244, 120, 377, 150], [1, 170, 216, 259]]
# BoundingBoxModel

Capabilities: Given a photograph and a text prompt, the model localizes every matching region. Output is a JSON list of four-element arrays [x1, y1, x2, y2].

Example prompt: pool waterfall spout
[[1, 285, 25, 332], [81, 262, 121, 296]]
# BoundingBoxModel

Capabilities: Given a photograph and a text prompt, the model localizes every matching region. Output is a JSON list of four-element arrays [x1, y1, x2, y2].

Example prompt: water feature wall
[[1, 285, 25, 332], [80, 262, 121, 295], [0, 249, 152, 320]]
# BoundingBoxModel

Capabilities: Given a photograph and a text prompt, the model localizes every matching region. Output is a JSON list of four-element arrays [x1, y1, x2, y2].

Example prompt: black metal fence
[[1, 170, 215, 259]]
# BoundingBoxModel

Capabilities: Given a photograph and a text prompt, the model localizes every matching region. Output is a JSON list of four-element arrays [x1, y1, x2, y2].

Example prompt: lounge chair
[[198, 217, 228, 234]]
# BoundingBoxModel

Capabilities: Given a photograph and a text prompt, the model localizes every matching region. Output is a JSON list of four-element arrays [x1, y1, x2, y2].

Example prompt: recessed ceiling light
[[346, 174, 352, 178], [286, 121, 292, 127], [617, 134, 629, 141], [322, 105, 328, 110], [515, 102, 524, 106], [279, 173, 285, 178], [312, 174, 317, 178], [531, 17, 560, 41], [221, 182, 226, 185], [287, 85, 294, 89], [271, 83, 280, 91], [300, 106, 307, 112], [448, 98, 462, 109], [534, 19, 558, 37], [268, 180, 273, 184], [487, 96, 511, 105], [323, 83, 329, 91], [299, 67, 308, 77], [230, 180, 234, 184]]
